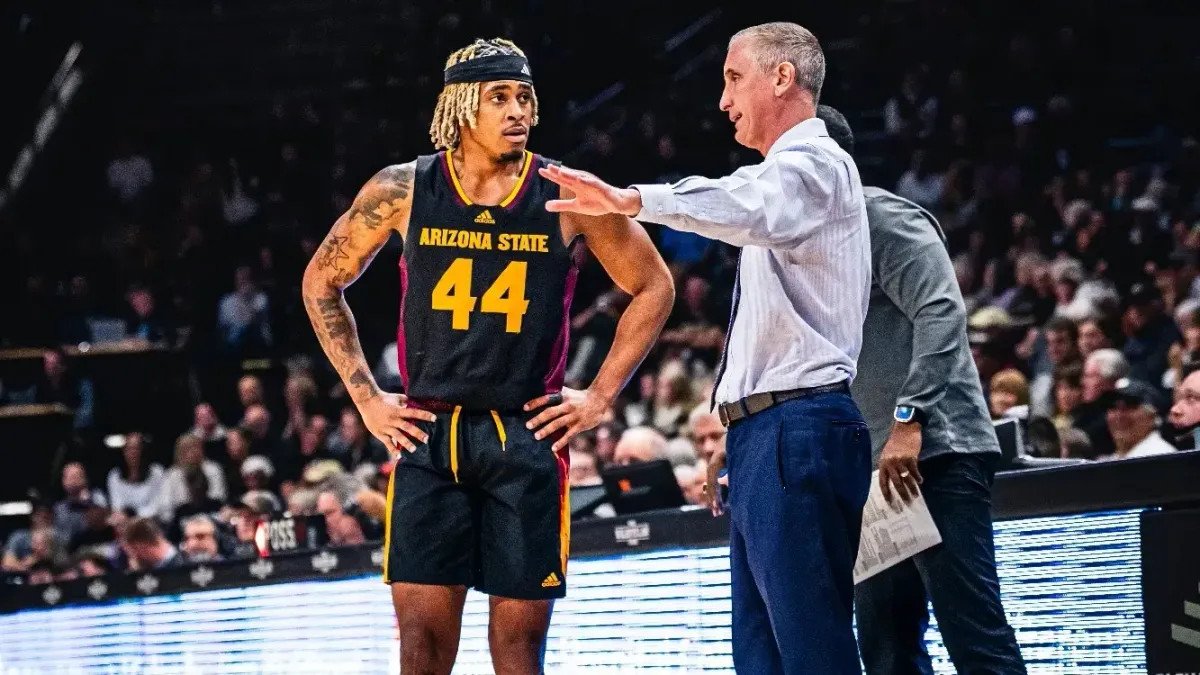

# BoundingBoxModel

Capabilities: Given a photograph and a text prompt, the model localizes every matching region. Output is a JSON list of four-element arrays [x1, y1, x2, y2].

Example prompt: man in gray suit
[[816, 105, 1027, 675]]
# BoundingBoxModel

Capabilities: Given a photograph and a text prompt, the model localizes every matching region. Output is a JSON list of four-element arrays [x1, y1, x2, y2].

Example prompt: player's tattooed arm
[[302, 162, 415, 404]]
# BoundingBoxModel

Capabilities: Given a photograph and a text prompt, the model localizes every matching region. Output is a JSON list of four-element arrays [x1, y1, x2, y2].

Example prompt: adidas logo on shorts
[[474, 209, 495, 224], [541, 573, 561, 588]]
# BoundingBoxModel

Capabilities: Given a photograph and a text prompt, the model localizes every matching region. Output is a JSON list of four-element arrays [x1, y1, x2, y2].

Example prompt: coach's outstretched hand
[[358, 392, 436, 454], [539, 165, 642, 217], [524, 387, 608, 452]]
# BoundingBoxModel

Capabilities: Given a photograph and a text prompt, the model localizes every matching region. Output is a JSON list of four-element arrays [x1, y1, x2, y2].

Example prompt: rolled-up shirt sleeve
[[632, 147, 847, 250]]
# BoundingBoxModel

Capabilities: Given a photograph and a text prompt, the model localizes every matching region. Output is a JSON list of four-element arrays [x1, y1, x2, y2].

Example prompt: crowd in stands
[[3, 2, 1200, 583]]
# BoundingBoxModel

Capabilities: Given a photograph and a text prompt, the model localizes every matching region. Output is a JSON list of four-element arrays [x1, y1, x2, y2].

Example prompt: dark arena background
[[2, 0, 1200, 673]]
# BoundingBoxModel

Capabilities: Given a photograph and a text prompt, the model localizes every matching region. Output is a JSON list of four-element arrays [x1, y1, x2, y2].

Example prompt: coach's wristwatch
[[894, 405, 927, 426]]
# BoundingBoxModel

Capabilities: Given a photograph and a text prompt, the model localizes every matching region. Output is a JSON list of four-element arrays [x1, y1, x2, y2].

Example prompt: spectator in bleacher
[[119, 517, 182, 571], [159, 434, 227, 522], [11, 348, 95, 430], [317, 491, 366, 547], [1030, 318, 1081, 417], [593, 421, 624, 467], [1075, 349, 1131, 456], [674, 463, 707, 506], [1078, 317, 1119, 359], [53, 462, 108, 539], [67, 504, 118, 560], [241, 404, 281, 459], [277, 414, 331, 484], [222, 427, 252, 498], [106, 138, 154, 204], [884, 65, 938, 144], [895, 148, 945, 211], [1167, 366, 1200, 449], [658, 275, 724, 369], [569, 447, 602, 487], [665, 437, 699, 468], [990, 369, 1031, 420], [217, 266, 272, 354], [167, 468, 225, 543], [2, 503, 66, 572], [327, 407, 388, 470], [237, 375, 266, 411], [286, 488, 319, 516], [1121, 282, 1181, 386], [623, 360, 693, 438], [122, 285, 175, 345], [180, 514, 222, 563], [187, 402, 228, 457], [74, 551, 111, 578], [612, 426, 668, 466], [1100, 379, 1176, 460], [686, 404, 726, 465], [1052, 363, 1085, 431], [239, 455, 276, 495], [107, 432, 166, 518], [281, 373, 318, 441]]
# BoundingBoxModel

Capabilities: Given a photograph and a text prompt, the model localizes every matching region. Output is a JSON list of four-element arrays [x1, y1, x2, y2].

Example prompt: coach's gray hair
[[730, 22, 825, 102], [1086, 348, 1130, 381]]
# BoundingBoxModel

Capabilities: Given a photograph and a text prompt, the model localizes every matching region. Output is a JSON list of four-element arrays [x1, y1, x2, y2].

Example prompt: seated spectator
[[687, 404, 726, 465], [241, 489, 281, 518], [108, 432, 166, 518], [180, 515, 223, 563], [1074, 348, 1131, 456], [119, 517, 182, 571], [187, 403, 228, 458], [217, 266, 272, 354], [302, 459, 387, 522], [168, 468, 225, 542], [1166, 365, 1200, 450], [287, 488, 320, 516], [2, 504, 66, 572], [1030, 318, 1082, 417], [122, 285, 174, 345], [593, 421, 624, 467], [223, 427, 252, 499], [240, 456, 276, 494], [54, 462, 108, 540], [674, 463, 707, 506], [277, 415, 331, 485], [1122, 283, 1181, 386], [327, 407, 388, 470], [316, 491, 366, 547], [665, 437, 699, 468], [1100, 379, 1176, 460], [1078, 317, 1119, 359], [237, 375, 266, 413], [68, 504, 119, 559], [625, 360, 694, 438], [159, 434, 227, 521], [613, 427, 669, 466], [106, 138, 154, 203], [10, 349, 95, 430], [895, 148, 945, 211], [241, 404, 281, 458], [74, 551, 112, 578], [282, 373, 318, 441], [1052, 363, 1084, 431], [569, 447, 602, 487], [990, 369, 1030, 420]]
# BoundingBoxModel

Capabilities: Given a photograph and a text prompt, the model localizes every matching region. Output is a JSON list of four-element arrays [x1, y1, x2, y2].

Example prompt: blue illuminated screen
[[0, 510, 1144, 674]]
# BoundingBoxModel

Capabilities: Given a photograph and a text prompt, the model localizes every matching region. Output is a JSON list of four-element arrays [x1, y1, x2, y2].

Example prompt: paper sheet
[[853, 470, 942, 584]]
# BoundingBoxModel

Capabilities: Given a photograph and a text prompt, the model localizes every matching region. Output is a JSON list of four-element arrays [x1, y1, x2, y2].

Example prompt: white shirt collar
[[766, 118, 829, 158]]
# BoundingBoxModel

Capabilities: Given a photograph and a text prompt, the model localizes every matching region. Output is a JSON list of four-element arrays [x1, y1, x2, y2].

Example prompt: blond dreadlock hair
[[430, 38, 540, 151]]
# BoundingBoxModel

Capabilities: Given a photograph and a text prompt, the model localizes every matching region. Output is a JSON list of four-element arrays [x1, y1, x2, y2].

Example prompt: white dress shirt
[[633, 118, 871, 405]]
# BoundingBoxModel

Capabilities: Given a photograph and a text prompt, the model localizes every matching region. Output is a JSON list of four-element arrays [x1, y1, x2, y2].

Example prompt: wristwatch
[[894, 405, 927, 426]]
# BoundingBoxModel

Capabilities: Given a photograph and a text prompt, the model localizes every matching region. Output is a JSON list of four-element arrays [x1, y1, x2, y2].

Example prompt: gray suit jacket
[[849, 187, 1000, 464]]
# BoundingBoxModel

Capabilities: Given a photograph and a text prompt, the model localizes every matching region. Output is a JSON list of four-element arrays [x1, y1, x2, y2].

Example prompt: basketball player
[[301, 38, 674, 675]]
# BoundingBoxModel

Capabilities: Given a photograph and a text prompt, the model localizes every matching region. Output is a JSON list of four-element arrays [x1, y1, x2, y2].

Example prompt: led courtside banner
[[0, 510, 1147, 674]]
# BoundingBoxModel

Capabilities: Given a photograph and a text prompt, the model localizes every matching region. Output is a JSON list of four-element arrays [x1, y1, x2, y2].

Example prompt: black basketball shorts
[[382, 407, 570, 600]]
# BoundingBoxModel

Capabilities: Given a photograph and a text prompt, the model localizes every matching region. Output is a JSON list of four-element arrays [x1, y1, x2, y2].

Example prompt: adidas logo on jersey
[[474, 210, 495, 224], [541, 573, 561, 588]]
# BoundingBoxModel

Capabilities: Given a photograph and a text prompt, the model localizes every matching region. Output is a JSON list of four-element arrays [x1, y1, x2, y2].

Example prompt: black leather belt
[[717, 381, 850, 427]]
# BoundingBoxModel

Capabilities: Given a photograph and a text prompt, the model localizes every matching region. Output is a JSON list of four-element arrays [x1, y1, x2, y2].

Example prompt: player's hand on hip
[[524, 387, 607, 452], [539, 165, 642, 217], [704, 444, 728, 517], [357, 392, 436, 454], [878, 422, 924, 505]]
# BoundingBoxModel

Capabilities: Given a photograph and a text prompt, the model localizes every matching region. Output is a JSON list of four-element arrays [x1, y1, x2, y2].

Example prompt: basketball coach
[[538, 23, 874, 675], [818, 105, 1028, 675]]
